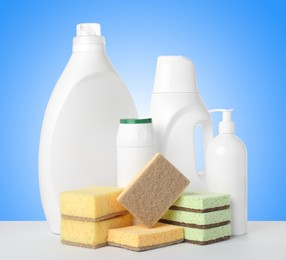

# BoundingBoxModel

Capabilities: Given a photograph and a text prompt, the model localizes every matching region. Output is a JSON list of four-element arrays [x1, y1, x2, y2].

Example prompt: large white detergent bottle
[[39, 23, 137, 234], [150, 56, 213, 190], [206, 109, 247, 236]]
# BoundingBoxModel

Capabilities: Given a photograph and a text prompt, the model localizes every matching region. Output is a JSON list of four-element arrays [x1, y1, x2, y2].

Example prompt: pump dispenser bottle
[[206, 109, 247, 236], [39, 23, 137, 234]]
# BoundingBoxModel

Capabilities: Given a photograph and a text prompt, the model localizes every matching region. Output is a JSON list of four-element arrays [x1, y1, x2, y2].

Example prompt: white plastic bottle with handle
[[150, 56, 213, 190], [38, 23, 137, 234], [206, 109, 247, 236]]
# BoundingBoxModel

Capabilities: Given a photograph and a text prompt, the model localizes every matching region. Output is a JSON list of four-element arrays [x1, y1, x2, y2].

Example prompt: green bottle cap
[[119, 118, 152, 124]]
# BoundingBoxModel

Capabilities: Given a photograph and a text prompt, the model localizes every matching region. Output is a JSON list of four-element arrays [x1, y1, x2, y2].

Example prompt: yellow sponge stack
[[60, 186, 132, 248]]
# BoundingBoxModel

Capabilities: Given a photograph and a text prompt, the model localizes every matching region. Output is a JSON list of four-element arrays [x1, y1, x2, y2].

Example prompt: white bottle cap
[[73, 23, 105, 50], [153, 56, 198, 93], [209, 109, 235, 134], [117, 118, 154, 147], [76, 23, 101, 36]]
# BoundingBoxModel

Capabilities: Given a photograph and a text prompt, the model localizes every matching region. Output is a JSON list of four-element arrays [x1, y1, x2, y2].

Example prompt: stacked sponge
[[60, 186, 131, 248], [160, 192, 231, 245]]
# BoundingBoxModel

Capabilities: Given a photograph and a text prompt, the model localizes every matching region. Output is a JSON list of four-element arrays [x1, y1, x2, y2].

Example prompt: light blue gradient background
[[0, 1, 285, 221]]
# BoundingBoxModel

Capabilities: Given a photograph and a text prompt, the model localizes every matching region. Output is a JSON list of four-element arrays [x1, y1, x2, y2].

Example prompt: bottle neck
[[72, 35, 106, 52], [219, 121, 235, 134]]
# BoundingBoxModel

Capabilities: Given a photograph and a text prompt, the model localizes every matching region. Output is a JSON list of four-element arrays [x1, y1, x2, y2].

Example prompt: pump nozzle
[[208, 109, 235, 134]]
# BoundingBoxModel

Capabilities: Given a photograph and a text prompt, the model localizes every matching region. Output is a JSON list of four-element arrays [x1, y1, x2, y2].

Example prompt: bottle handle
[[195, 120, 213, 176], [161, 107, 213, 178]]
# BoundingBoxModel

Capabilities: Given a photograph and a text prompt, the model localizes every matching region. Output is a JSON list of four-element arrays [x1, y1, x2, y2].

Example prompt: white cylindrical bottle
[[117, 118, 154, 188], [39, 23, 137, 234], [206, 109, 247, 236]]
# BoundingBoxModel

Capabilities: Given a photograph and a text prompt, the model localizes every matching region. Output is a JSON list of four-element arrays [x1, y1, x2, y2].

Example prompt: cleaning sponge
[[61, 214, 131, 248], [60, 186, 131, 248], [117, 153, 190, 228], [160, 192, 231, 245], [61, 186, 127, 221], [108, 223, 184, 251]]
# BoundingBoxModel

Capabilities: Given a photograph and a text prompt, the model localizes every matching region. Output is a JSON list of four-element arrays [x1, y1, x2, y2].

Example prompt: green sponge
[[184, 224, 231, 245], [162, 208, 231, 227], [160, 191, 231, 245], [172, 191, 230, 211]]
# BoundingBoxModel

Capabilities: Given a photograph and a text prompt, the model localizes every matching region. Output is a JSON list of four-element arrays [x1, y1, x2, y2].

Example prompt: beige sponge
[[108, 223, 184, 251], [117, 153, 190, 228]]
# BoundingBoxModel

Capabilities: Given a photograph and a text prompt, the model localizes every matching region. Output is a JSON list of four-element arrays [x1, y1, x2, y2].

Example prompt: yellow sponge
[[61, 214, 131, 248], [108, 223, 184, 251], [117, 153, 190, 228], [60, 186, 127, 221]]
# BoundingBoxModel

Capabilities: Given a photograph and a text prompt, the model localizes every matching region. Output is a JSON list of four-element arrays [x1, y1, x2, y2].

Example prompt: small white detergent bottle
[[117, 118, 155, 188], [39, 23, 137, 234], [150, 56, 213, 190], [206, 109, 247, 236]]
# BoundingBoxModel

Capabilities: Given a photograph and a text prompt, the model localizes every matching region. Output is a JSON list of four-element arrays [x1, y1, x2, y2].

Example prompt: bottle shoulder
[[208, 134, 247, 152], [51, 52, 124, 100], [63, 52, 116, 77], [150, 93, 211, 121], [41, 57, 134, 131]]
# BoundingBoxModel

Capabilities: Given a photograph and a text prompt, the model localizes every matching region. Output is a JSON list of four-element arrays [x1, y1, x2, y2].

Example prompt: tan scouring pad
[[117, 153, 190, 228], [108, 223, 184, 251], [60, 186, 132, 248]]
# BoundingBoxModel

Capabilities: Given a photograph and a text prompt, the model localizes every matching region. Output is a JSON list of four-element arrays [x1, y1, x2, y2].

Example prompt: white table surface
[[0, 221, 285, 260]]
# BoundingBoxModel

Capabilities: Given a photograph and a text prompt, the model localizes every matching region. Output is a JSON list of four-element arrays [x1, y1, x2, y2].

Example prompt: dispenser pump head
[[209, 109, 235, 134]]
